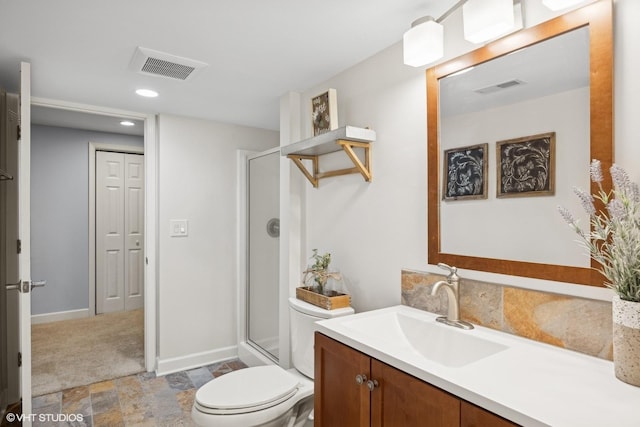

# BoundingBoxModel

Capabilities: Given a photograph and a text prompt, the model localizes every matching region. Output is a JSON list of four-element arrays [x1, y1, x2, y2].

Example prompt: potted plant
[[558, 159, 640, 386], [296, 249, 350, 310]]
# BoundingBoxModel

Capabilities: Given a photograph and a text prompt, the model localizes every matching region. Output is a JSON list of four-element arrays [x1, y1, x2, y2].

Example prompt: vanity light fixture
[[120, 120, 135, 127], [403, 16, 444, 67], [403, 0, 520, 67], [135, 88, 159, 98], [463, 0, 514, 44], [541, 0, 588, 10]]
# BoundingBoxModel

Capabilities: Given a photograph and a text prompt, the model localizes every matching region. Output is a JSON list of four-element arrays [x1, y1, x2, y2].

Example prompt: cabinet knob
[[367, 379, 379, 391], [355, 374, 367, 385]]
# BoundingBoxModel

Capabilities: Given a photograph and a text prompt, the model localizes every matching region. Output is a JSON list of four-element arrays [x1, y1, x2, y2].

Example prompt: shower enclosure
[[246, 148, 280, 360]]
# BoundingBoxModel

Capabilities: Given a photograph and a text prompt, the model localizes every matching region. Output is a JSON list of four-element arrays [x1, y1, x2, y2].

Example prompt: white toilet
[[192, 297, 354, 427]]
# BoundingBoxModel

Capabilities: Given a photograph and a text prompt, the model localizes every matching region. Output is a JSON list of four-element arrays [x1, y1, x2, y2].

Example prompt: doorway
[[28, 102, 153, 396]]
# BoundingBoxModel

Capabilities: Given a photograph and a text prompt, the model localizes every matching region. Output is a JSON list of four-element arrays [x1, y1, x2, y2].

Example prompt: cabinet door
[[461, 401, 520, 427], [371, 359, 460, 427], [315, 333, 371, 427]]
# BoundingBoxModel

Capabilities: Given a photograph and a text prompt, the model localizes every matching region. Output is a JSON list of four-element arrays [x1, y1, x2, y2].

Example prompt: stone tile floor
[[31, 359, 248, 426]]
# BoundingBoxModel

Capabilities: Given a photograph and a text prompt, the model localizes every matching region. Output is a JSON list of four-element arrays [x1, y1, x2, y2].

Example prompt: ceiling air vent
[[474, 79, 526, 94], [129, 47, 207, 81]]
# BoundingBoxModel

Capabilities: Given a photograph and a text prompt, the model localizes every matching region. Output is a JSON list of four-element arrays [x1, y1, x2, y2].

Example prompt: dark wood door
[[371, 359, 460, 427], [315, 333, 371, 427]]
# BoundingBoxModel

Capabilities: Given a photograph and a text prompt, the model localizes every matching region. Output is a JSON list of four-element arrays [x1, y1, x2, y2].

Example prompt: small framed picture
[[442, 143, 488, 201], [496, 132, 555, 198], [311, 89, 338, 136]]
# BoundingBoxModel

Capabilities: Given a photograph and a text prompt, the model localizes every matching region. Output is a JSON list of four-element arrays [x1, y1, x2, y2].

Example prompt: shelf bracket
[[337, 139, 372, 182], [281, 126, 375, 188], [288, 154, 319, 188], [287, 140, 372, 188]]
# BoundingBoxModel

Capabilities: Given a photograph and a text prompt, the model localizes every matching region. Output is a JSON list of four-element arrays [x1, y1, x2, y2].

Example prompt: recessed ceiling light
[[135, 89, 159, 98], [120, 120, 135, 127]]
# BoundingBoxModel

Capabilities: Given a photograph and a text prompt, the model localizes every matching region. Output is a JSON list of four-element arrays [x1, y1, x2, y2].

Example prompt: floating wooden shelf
[[281, 126, 376, 188]]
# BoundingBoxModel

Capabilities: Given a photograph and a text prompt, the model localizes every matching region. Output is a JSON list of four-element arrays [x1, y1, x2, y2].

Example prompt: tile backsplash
[[401, 270, 613, 360]]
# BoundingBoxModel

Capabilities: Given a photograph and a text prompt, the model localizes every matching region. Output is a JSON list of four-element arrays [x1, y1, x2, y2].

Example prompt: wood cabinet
[[461, 401, 519, 427], [314, 331, 371, 426], [315, 333, 519, 427], [370, 358, 459, 427]]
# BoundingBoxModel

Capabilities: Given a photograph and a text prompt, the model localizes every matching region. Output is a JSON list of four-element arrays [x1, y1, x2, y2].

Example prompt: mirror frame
[[427, 0, 613, 286]]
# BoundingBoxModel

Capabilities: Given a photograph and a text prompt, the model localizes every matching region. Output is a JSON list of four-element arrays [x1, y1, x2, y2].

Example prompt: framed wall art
[[442, 143, 488, 201], [496, 132, 555, 198], [311, 88, 338, 136]]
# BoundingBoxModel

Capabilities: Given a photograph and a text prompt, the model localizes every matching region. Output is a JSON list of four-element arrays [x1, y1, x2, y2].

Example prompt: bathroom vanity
[[315, 332, 515, 426], [314, 305, 640, 427]]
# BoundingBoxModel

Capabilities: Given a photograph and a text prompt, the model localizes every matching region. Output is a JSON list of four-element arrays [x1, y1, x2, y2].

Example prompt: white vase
[[613, 295, 640, 387]]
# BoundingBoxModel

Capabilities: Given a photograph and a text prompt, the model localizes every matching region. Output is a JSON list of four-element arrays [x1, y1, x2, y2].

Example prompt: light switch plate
[[170, 219, 188, 237]]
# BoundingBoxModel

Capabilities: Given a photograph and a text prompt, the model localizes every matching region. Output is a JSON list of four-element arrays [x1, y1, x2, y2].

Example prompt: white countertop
[[314, 305, 640, 427]]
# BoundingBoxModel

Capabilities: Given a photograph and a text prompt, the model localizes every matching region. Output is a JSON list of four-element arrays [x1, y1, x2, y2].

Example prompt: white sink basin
[[341, 311, 508, 367]]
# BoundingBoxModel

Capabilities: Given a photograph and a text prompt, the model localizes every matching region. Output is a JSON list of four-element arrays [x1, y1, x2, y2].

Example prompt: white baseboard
[[155, 345, 238, 376], [31, 308, 89, 324]]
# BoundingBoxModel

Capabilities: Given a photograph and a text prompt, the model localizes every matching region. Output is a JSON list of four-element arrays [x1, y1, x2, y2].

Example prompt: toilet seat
[[195, 365, 300, 415]]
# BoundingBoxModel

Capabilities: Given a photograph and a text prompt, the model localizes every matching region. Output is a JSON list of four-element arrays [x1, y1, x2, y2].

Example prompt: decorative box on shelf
[[295, 287, 351, 310]]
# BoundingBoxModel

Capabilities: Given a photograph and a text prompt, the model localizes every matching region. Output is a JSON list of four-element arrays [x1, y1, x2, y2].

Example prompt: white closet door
[[96, 151, 126, 313], [96, 151, 144, 314], [96, 151, 144, 313], [124, 153, 144, 311]]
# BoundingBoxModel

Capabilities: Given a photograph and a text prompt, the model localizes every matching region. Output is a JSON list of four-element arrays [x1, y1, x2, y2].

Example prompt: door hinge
[[18, 352, 22, 367], [17, 239, 21, 254], [17, 124, 21, 141]]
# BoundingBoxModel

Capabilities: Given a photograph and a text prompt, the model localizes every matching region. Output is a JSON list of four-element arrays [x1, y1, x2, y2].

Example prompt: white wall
[[156, 114, 278, 372], [31, 124, 143, 316], [292, 0, 637, 312], [300, 44, 429, 312]]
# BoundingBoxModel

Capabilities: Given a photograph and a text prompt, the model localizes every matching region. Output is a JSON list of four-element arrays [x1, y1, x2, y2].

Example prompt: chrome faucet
[[430, 263, 473, 330]]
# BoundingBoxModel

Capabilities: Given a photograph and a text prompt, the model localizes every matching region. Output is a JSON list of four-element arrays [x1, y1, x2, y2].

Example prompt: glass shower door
[[247, 149, 280, 360]]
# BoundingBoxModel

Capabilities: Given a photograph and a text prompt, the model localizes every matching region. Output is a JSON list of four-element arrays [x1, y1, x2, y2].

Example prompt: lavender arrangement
[[558, 160, 640, 302]]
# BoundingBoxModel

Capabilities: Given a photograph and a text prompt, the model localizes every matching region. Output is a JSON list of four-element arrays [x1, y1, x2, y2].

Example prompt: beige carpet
[[31, 309, 144, 396]]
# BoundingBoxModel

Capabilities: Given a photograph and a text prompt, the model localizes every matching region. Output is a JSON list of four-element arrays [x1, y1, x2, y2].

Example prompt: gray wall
[[31, 124, 143, 316]]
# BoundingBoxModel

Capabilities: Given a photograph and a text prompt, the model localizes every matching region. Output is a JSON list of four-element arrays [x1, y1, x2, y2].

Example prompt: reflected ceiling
[[440, 27, 589, 117]]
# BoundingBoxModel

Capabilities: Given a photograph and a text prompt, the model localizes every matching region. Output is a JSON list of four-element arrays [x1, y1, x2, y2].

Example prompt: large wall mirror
[[427, 0, 612, 286]]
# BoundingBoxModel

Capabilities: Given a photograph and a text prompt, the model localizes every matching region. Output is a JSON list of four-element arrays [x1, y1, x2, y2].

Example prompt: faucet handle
[[437, 263, 459, 281]]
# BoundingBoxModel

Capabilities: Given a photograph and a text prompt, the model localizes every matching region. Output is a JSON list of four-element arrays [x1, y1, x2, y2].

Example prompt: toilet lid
[[195, 365, 300, 414]]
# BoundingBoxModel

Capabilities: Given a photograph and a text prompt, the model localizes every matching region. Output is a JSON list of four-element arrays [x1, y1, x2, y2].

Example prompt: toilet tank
[[288, 297, 354, 379]]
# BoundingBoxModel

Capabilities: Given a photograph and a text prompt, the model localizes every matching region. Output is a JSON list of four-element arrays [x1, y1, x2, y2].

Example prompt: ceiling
[[30, 105, 145, 136], [0, 0, 461, 134]]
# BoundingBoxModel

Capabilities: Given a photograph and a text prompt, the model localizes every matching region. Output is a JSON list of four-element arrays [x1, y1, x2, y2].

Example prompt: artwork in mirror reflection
[[497, 132, 555, 198], [439, 27, 590, 268], [443, 143, 488, 201]]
